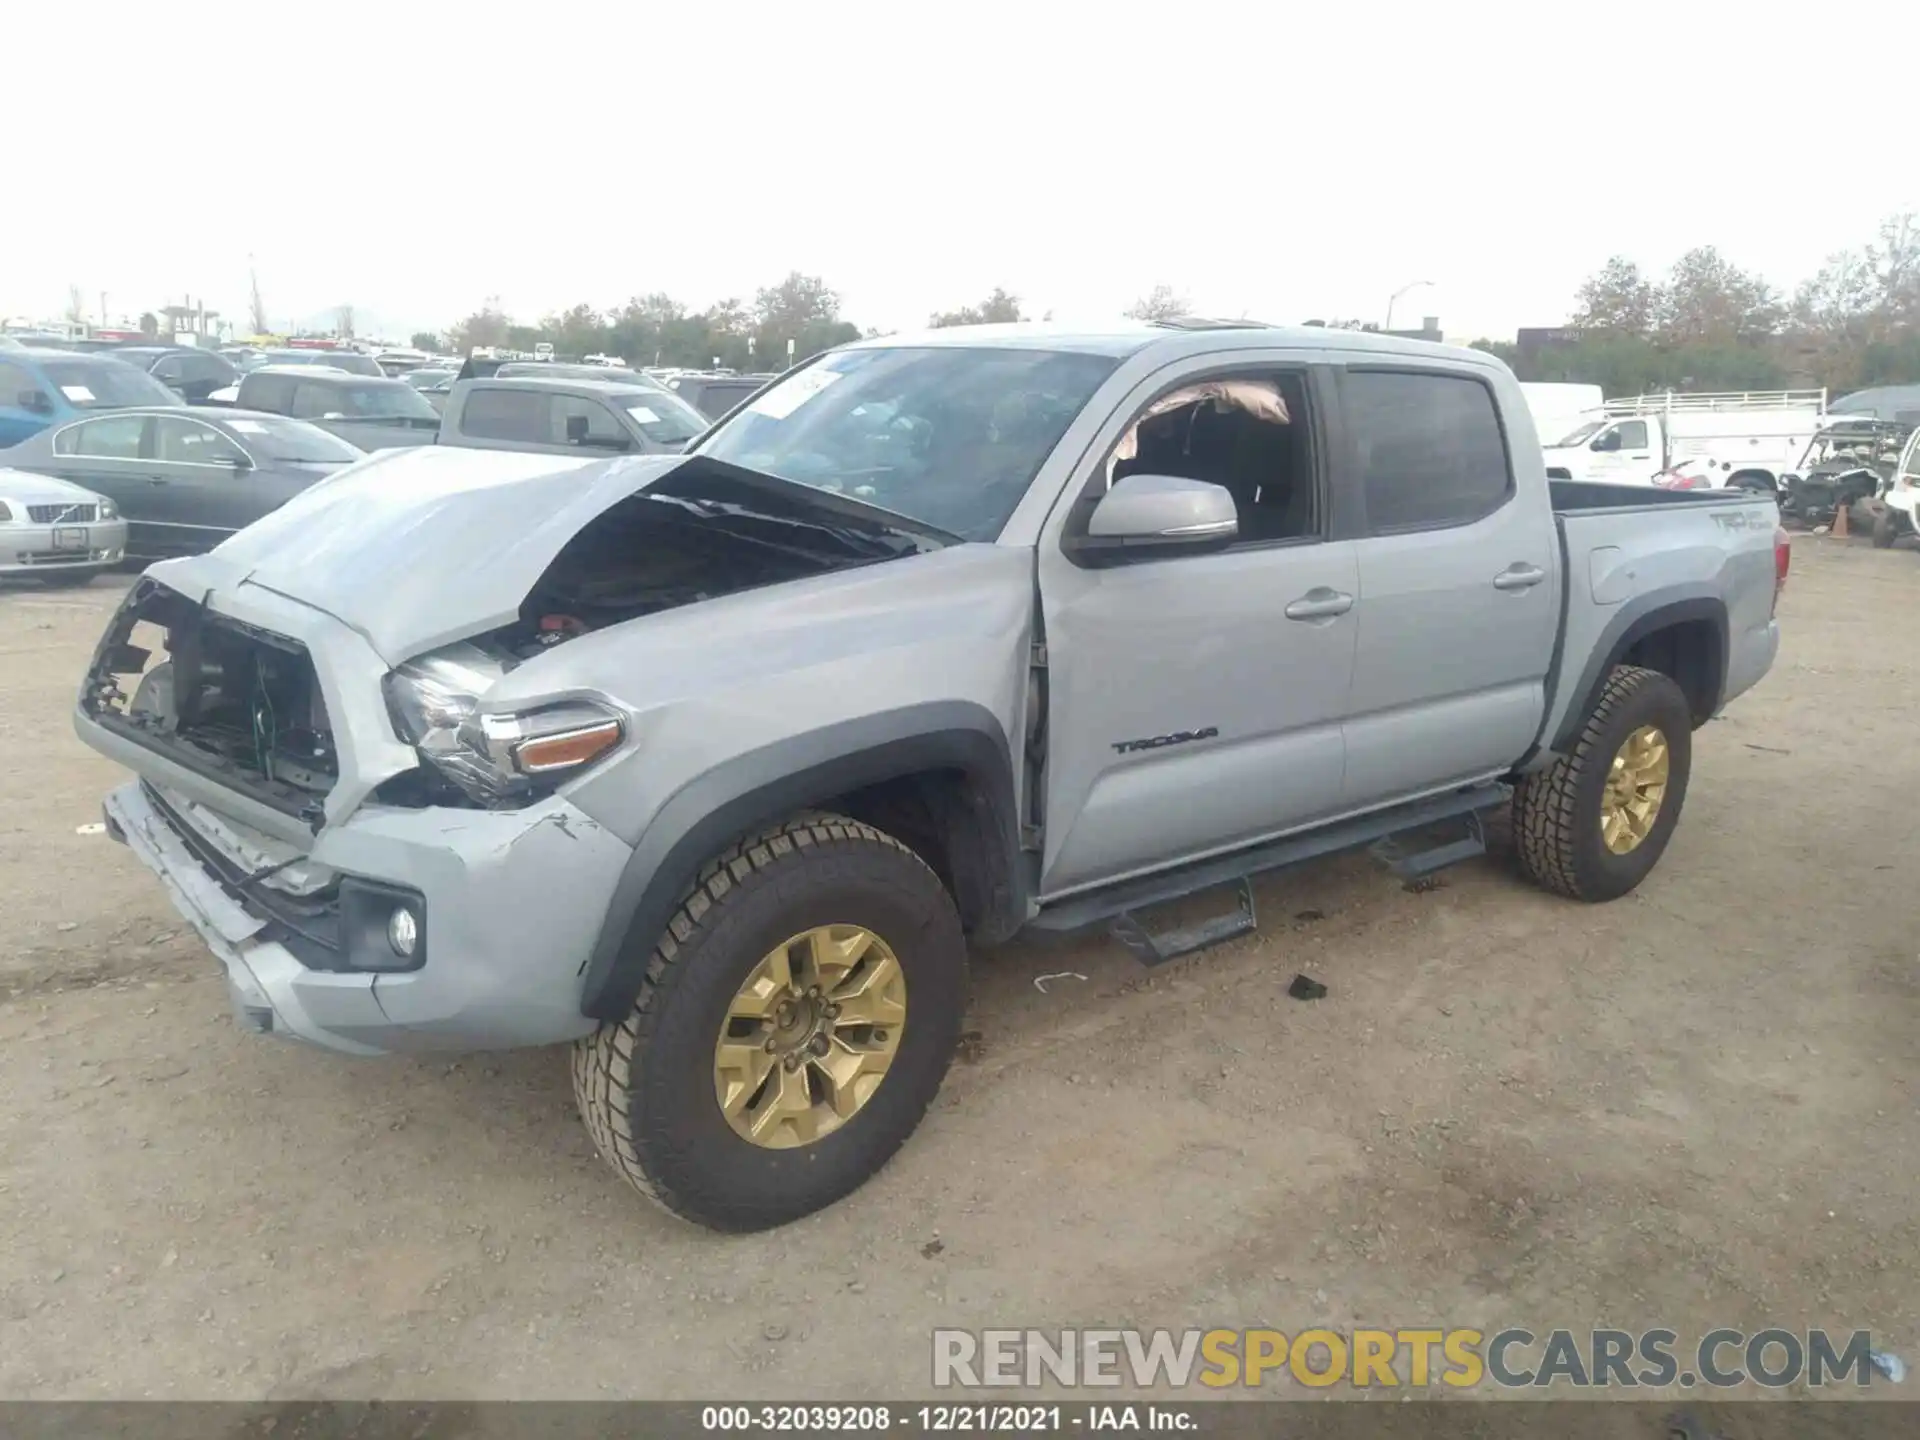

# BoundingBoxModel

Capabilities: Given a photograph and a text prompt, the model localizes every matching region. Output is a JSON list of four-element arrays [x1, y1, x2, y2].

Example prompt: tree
[[542, 302, 609, 359], [929, 287, 1024, 328], [448, 305, 512, 354], [65, 285, 86, 328], [249, 267, 268, 336], [1570, 256, 1657, 334], [409, 331, 442, 351], [334, 304, 356, 340], [753, 272, 857, 368], [1655, 247, 1780, 344], [1124, 285, 1191, 322], [137, 312, 159, 338]]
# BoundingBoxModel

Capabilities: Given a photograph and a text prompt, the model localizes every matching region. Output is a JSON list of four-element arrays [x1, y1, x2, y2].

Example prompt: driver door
[[1587, 417, 1654, 484], [1033, 358, 1359, 897]]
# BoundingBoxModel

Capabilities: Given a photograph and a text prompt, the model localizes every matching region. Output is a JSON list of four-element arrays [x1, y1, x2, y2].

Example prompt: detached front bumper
[[102, 779, 632, 1055], [0, 517, 127, 573]]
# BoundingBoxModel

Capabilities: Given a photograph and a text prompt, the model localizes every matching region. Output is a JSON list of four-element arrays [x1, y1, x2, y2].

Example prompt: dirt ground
[[0, 536, 1914, 1402]]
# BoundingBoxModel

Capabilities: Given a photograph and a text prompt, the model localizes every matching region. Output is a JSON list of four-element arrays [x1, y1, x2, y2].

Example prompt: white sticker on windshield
[[60, 385, 96, 403], [626, 406, 660, 424], [229, 419, 267, 434], [746, 367, 842, 420]]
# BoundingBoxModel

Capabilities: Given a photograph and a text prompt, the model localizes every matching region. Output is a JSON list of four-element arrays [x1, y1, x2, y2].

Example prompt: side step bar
[[1027, 783, 1510, 967]]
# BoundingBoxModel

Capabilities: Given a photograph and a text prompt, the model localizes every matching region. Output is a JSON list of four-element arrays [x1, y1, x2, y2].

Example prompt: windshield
[[331, 382, 438, 420], [41, 358, 183, 409], [1551, 419, 1604, 448], [223, 415, 364, 464], [498, 362, 652, 387], [696, 346, 1120, 540], [403, 369, 455, 390], [618, 388, 708, 445]]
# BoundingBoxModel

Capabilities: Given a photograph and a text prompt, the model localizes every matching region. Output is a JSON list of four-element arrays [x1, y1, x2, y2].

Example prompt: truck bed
[[1537, 478, 1781, 756], [1548, 478, 1758, 513]]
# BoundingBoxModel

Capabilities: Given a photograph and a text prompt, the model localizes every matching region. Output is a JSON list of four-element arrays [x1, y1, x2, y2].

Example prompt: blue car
[[0, 347, 183, 448]]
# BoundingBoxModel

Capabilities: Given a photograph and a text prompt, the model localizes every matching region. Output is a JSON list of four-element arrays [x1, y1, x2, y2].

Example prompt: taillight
[[1773, 526, 1791, 615], [1654, 471, 1705, 490]]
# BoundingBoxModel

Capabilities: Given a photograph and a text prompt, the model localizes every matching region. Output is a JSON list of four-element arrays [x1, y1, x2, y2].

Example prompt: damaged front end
[[82, 577, 339, 829]]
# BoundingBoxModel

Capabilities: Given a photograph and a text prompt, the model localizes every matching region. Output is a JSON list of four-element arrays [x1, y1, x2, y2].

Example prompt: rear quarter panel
[[1543, 495, 1780, 753]]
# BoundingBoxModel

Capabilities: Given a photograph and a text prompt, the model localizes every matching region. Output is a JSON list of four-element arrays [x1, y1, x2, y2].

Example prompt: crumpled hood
[[165, 445, 689, 661]]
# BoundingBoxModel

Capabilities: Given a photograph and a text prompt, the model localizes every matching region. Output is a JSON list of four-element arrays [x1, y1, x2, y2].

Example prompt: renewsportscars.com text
[[932, 1327, 1886, 1390]]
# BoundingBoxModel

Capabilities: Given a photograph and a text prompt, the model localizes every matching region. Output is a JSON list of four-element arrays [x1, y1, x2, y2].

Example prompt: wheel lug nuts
[[873, 1029, 888, 1042]]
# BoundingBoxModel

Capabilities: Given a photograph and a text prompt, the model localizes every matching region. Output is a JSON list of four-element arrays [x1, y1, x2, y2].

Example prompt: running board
[[1027, 783, 1510, 966]]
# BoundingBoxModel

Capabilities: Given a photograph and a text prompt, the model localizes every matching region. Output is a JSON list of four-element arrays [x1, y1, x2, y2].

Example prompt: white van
[[1542, 390, 1829, 490], [1519, 382, 1604, 448]]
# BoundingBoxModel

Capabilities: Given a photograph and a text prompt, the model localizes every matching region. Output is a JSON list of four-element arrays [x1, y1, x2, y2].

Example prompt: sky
[[7, 1, 1917, 346]]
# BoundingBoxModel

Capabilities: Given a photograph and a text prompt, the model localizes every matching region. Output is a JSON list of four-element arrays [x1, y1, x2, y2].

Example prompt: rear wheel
[[1512, 666, 1693, 902], [1872, 509, 1899, 549], [572, 812, 966, 1231]]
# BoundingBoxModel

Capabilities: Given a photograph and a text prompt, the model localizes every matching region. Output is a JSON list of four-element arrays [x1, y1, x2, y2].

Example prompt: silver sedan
[[0, 466, 128, 581]]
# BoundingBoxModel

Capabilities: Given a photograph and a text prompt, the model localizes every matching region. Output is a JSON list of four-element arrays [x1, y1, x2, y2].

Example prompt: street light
[[1385, 280, 1434, 332]]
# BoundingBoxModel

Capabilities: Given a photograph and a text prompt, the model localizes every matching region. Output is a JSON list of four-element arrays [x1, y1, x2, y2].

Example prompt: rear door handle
[[145, 476, 170, 486], [1284, 588, 1355, 620], [1493, 564, 1546, 590]]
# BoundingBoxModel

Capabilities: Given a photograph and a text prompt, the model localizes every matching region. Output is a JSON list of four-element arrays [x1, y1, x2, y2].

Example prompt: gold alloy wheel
[[713, 924, 908, 1149], [1601, 724, 1670, 855]]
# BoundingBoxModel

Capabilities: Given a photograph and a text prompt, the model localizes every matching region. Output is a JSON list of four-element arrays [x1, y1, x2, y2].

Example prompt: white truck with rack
[[1544, 390, 1829, 493]]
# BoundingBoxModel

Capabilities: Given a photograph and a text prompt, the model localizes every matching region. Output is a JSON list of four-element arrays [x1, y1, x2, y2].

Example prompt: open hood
[[167, 445, 942, 663]]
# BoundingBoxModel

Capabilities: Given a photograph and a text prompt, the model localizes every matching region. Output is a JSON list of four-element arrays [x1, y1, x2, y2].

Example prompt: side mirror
[[565, 414, 590, 444], [1064, 474, 1238, 566], [19, 390, 53, 414], [228, 452, 254, 472]]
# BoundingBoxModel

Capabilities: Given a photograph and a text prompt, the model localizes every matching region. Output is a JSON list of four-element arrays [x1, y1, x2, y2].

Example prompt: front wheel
[[572, 812, 967, 1231], [1872, 509, 1900, 549], [1512, 666, 1694, 902]]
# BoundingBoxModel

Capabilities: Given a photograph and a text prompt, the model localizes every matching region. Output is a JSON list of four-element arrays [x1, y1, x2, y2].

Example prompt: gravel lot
[[0, 536, 1914, 1402]]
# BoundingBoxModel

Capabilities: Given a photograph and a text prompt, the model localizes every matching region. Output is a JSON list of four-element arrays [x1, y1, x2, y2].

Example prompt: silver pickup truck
[[73, 323, 1786, 1231]]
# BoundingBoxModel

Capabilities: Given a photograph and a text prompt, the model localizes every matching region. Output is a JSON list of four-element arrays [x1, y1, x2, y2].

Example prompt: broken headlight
[[383, 652, 624, 808]]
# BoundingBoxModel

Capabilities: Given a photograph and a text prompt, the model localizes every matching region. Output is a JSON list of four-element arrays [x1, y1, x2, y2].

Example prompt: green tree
[[543, 302, 610, 360], [448, 306, 511, 353], [753, 272, 857, 368], [1124, 285, 1190, 322], [1655, 247, 1780, 344], [929, 287, 1023, 327], [1570, 256, 1658, 334], [409, 331, 441, 351], [137, 312, 159, 338]]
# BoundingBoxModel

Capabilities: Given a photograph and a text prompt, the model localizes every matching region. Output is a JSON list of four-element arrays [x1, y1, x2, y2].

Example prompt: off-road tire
[[571, 811, 967, 1231], [1512, 665, 1693, 903], [1872, 509, 1898, 549]]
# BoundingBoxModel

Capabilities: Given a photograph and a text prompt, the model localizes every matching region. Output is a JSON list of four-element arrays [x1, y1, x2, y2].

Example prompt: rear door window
[[55, 414, 150, 458], [459, 387, 553, 442], [1344, 370, 1513, 532], [290, 383, 342, 419]]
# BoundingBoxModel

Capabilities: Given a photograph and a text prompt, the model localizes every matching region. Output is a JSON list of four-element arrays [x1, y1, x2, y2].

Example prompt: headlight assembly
[[383, 651, 624, 808]]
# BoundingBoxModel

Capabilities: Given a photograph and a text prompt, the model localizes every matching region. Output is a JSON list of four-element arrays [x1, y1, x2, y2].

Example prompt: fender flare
[[1545, 589, 1730, 755], [578, 701, 1021, 1022]]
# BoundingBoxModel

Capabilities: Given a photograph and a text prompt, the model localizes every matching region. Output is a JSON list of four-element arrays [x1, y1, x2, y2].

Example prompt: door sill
[[1023, 782, 1511, 939]]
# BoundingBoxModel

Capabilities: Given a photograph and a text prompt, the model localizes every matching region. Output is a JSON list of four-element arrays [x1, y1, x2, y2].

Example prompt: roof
[[837, 320, 1492, 365], [244, 365, 365, 380], [460, 374, 661, 397], [7, 346, 147, 367]]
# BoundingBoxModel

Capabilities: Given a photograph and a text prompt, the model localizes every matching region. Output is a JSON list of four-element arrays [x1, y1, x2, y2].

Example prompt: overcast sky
[[8, 2, 1916, 344]]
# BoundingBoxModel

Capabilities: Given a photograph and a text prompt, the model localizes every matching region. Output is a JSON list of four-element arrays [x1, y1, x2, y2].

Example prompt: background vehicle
[[373, 348, 431, 376], [0, 466, 127, 581], [1828, 383, 1920, 423], [1519, 381, 1602, 450], [1544, 389, 1830, 492], [437, 375, 708, 454], [247, 348, 384, 379], [493, 361, 661, 388], [76, 324, 1785, 1233], [1874, 428, 1920, 547], [1770, 418, 1912, 529], [0, 348, 183, 447], [1, 407, 363, 557], [402, 367, 460, 413], [231, 368, 443, 451], [108, 345, 241, 403], [663, 370, 779, 420]]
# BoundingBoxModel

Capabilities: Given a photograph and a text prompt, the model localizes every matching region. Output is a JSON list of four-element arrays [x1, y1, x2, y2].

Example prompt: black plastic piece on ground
[[1110, 877, 1257, 967], [1288, 974, 1328, 1001]]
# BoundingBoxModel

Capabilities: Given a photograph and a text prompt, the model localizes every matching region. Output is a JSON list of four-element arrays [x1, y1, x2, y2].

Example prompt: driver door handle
[[1493, 564, 1546, 590], [1284, 588, 1355, 620]]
